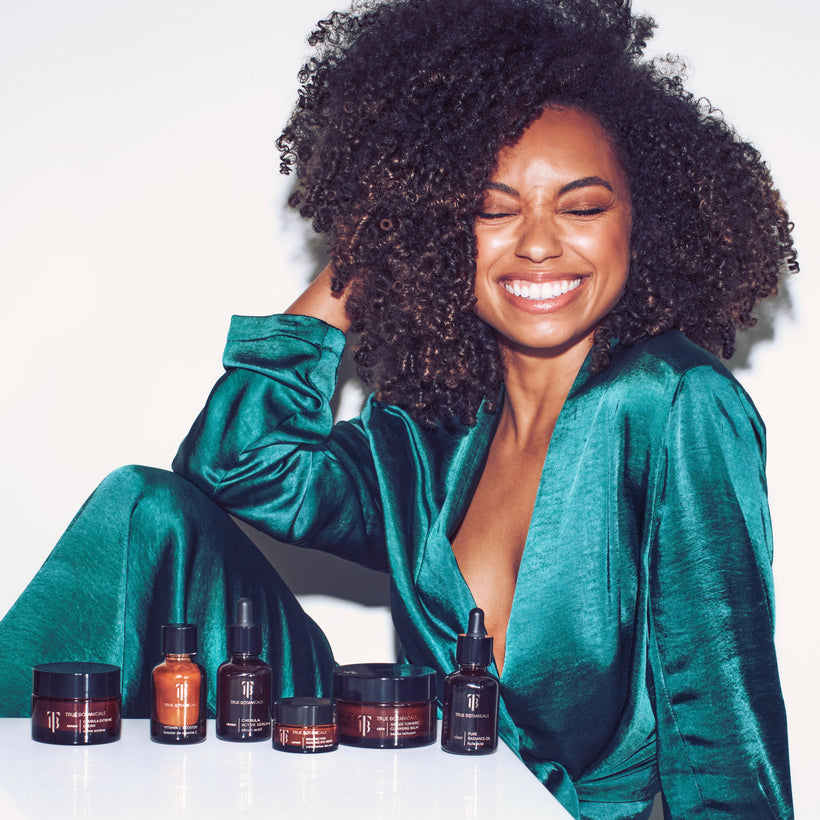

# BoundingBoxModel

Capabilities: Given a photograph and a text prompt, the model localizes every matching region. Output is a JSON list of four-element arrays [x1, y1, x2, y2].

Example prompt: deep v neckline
[[437, 354, 594, 683]]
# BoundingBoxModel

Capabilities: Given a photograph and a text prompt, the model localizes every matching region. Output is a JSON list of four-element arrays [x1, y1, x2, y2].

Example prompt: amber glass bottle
[[150, 623, 207, 744], [216, 598, 272, 741], [441, 608, 499, 755]]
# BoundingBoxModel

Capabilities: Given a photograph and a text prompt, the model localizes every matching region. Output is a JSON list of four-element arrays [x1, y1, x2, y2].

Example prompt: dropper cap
[[227, 597, 262, 655], [456, 608, 493, 667]]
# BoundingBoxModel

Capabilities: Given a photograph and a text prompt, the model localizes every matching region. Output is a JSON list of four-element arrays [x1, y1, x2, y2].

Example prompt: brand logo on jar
[[466, 693, 480, 712], [241, 680, 254, 699], [278, 728, 289, 744], [46, 711, 60, 732], [175, 682, 187, 701], [357, 715, 372, 735]]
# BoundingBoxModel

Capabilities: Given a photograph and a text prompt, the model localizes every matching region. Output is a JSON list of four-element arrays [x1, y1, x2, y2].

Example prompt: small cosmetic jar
[[333, 663, 437, 749], [273, 697, 337, 753], [31, 662, 122, 745]]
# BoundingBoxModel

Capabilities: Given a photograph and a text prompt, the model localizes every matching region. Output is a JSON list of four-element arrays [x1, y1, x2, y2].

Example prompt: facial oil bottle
[[216, 598, 272, 741], [441, 607, 499, 755], [150, 623, 207, 744]]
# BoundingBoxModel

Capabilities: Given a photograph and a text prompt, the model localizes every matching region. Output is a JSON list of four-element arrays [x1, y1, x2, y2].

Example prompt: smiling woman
[[0, 2, 797, 819]]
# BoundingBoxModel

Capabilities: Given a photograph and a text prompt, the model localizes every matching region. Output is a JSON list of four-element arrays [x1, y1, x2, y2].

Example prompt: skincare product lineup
[[29, 602, 499, 758]]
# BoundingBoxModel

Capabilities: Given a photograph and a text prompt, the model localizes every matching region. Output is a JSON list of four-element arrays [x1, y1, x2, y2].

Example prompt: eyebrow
[[485, 175, 614, 196]]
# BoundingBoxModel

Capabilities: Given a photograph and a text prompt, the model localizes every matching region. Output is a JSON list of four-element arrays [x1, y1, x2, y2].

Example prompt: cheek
[[474, 229, 509, 269], [605, 230, 631, 300], [576, 223, 630, 276]]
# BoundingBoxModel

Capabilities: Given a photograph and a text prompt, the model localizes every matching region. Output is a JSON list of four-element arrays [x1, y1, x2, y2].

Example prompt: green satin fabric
[[173, 314, 791, 818], [0, 313, 791, 819], [0, 466, 336, 717]]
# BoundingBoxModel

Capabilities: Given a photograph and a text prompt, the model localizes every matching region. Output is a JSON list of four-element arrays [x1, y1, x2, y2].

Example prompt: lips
[[501, 277, 584, 301]]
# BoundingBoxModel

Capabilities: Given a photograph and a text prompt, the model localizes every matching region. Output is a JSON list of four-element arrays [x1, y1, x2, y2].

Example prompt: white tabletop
[[0, 719, 571, 819]]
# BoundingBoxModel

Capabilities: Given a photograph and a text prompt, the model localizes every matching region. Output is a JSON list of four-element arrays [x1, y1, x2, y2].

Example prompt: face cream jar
[[333, 663, 437, 748], [31, 662, 121, 745], [273, 697, 337, 753]]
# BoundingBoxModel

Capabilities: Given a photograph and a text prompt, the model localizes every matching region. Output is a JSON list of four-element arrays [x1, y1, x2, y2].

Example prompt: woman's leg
[[0, 465, 336, 717]]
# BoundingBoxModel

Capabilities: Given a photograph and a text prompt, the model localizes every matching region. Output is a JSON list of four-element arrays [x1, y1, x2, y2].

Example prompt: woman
[[0, 0, 794, 817]]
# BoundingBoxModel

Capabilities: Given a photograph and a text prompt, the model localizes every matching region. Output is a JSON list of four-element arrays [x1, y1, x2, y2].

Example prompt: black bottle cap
[[161, 623, 198, 655], [227, 597, 262, 655], [456, 608, 493, 667]]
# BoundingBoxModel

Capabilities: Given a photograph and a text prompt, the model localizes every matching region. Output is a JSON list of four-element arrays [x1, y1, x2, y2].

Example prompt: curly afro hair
[[277, 0, 797, 427]]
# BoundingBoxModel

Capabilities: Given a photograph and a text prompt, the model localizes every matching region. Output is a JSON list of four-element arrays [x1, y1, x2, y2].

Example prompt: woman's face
[[473, 107, 631, 360]]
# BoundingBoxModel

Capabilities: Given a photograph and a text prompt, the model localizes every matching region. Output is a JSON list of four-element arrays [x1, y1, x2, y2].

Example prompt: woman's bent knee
[[97, 465, 220, 520]]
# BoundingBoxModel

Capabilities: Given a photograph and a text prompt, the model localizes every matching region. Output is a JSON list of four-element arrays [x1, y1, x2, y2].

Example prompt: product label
[[45, 707, 113, 734], [158, 722, 200, 737], [32, 697, 121, 743], [152, 663, 203, 727], [448, 727, 495, 748], [221, 675, 271, 736], [162, 681, 198, 711], [336, 701, 435, 743], [228, 681, 265, 707], [442, 679, 499, 753], [276, 725, 336, 751]]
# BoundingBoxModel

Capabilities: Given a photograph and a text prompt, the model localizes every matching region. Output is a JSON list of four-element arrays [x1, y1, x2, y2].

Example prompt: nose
[[515, 213, 562, 263]]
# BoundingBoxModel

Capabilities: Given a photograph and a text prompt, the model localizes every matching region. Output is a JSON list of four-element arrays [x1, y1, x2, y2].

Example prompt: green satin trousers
[[0, 465, 336, 717]]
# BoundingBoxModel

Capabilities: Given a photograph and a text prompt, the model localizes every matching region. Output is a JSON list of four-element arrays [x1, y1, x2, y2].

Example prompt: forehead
[[493, 107, 626, 187]]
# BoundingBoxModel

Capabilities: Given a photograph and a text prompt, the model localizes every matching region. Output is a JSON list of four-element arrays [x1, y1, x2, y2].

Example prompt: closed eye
[[477, 211, 516, 219], [565, 207, 605, 217]]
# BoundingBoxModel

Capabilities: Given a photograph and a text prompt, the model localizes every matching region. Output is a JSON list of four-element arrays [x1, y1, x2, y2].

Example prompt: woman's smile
[[499, 275, 586, 308]]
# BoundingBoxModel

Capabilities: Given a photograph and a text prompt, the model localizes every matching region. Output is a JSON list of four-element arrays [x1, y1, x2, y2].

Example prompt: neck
[[498, 336, 591, 446]]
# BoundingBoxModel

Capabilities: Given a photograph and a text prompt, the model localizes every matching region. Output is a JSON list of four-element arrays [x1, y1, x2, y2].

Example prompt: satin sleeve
[[172, 313, 387, 571], [646, 365, 792, 818]]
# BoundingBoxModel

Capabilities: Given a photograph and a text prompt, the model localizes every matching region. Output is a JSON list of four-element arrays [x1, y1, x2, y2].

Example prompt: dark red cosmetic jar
[[333, 663, 437, 749], [31, 662, 122, 745], [273, 697, 337, 753]]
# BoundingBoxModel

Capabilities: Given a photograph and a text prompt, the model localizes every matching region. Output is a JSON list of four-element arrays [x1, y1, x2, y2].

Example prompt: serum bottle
[[216, 598, 272, 741], [441, 607, 499, 755], [150, 623, 207, 744]]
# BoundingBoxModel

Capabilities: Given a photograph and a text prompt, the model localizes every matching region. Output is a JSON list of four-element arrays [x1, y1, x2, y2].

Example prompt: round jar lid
[[333, 663, 436, 704], [275, 697, 335, 726], [32, 662, 121, 700]]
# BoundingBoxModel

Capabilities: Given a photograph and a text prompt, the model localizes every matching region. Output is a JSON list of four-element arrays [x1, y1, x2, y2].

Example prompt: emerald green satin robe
[[172, 314, 791, 819], [0, 312, 791, 818]]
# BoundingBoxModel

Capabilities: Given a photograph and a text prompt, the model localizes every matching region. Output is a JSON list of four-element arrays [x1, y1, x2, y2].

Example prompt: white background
[[1, 0, 817, 814]]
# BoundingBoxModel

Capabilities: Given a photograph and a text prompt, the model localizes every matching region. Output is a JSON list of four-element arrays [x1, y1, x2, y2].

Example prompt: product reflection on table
[[0, 719, 572, 819]]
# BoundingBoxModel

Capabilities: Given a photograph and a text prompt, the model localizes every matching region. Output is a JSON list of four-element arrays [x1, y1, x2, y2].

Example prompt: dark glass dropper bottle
[[216, 598, 272, 741], [441, 607, 499, 755]]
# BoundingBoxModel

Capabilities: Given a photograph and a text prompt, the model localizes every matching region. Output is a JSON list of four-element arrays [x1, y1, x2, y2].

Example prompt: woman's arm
[[173, 268, 387, 571], [284, 263, 351, 332], [647, 366, 792, 818]]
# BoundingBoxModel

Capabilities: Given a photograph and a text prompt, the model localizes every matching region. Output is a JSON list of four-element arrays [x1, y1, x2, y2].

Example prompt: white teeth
[[503, 279, 581, 300]]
